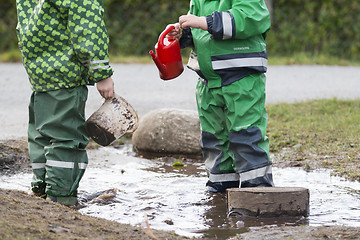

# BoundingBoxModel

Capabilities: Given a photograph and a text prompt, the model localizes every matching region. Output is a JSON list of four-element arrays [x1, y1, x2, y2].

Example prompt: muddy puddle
[[1, 143, 360, 239]]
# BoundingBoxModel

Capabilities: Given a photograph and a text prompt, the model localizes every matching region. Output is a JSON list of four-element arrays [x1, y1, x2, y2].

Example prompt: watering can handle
[[158, 25, 176, 48]]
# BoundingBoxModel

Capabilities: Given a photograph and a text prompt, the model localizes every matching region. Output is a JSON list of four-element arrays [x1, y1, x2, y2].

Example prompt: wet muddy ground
[[0, 188, 186, 240], [1, 139, 360, 239]]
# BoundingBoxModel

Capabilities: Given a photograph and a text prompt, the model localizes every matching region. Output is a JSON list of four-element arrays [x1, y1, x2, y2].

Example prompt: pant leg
[[31, 86, 89, 197], [28, 92, 48, 196], [223, 73, 274, 187], [196, 80, 239, 184]]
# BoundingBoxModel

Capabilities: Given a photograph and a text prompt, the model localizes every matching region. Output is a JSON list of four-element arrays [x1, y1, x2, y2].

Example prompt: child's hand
[[96, 77, 114, 99], [166, 23, 182, 39], [179, 14, 207, 31]]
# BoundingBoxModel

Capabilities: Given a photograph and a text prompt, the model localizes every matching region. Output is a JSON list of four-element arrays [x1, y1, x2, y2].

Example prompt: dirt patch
[[0, 189, 186, 240], [0, 138, 31, 175]]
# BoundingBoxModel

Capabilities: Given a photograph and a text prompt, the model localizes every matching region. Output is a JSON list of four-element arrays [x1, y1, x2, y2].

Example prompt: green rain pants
[[196, 73, 274, 187], [28, 86, 89, 198]]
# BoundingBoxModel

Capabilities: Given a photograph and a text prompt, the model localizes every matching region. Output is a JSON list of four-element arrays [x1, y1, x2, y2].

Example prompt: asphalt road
[[1, 63, 359, 139]]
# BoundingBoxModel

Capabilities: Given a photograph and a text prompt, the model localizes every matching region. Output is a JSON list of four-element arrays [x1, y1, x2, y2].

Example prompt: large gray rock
[[132, 108, 202, 158]]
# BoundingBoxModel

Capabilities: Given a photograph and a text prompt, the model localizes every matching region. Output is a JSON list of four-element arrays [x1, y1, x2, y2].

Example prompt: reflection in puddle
[[1, 145, 360, 238]]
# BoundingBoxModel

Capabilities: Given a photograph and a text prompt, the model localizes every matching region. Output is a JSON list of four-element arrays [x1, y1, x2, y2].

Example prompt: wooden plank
[[227, 187, 309, 217]]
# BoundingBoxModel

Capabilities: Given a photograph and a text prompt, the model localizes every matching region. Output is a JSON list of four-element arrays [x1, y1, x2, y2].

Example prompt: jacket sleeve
[[206, 0, 270, 40], [63, 0, 113, 83]]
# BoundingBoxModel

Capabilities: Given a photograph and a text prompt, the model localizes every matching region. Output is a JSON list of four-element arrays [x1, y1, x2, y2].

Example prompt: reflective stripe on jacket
[[187, 0, 270, 88], [16, 0, 113, 92]]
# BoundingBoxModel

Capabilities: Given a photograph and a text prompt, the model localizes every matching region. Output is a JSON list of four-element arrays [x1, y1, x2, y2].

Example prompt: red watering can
[[149, 25, 184, 80]]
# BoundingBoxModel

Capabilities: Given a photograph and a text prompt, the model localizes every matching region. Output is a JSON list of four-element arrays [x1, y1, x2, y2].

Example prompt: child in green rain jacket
[[16, 0, 114, 206], [167, 0, 274, 193]]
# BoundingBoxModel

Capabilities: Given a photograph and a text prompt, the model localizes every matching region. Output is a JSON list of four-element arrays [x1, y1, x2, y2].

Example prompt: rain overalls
[[16, 0, 113, 202], [180, 0, 274, 191]]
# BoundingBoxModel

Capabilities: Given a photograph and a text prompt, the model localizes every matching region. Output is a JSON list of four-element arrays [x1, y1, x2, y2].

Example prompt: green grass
[[268, 53, 360, 66], [0, 49, 23, 62], [267, 98, 360, 181]]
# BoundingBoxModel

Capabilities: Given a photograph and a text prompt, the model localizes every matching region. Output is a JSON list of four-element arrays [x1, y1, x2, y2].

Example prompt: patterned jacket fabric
[[16, 0, 113, 92]]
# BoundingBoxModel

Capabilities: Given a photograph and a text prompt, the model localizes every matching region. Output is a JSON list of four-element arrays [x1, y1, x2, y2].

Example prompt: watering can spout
[[149, 50, 167, 76]]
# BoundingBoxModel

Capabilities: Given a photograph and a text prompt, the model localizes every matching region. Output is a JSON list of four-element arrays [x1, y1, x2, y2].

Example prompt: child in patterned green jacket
[[16, 0, 114, 206]]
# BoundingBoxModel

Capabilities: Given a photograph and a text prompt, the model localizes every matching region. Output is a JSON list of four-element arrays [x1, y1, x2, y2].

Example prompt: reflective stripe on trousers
[[31, 161, 87, 170]]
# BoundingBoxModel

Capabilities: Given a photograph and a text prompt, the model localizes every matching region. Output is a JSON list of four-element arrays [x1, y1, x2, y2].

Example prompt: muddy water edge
[[1, 139, 360, 239]]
